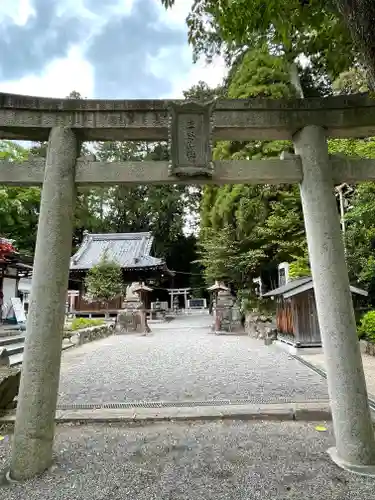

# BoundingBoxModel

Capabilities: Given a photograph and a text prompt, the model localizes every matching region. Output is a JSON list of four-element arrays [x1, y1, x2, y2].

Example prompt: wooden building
[[69, 232, 170, 315], [263, 276, 368, 353]]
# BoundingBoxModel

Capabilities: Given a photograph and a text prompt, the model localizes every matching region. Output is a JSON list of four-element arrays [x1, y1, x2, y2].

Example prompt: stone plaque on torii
[[168, 100, 215, 178]]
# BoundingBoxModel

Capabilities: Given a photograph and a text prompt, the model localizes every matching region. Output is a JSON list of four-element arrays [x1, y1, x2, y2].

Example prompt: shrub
[[358, 311, 375, 342], [70, 318, 105, 331], [84, 252, 123, 307], [288, 255, 310, 279]]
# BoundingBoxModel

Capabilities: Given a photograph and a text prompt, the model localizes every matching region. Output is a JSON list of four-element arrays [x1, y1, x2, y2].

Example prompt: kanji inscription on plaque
[[168, 100, 215, 177]]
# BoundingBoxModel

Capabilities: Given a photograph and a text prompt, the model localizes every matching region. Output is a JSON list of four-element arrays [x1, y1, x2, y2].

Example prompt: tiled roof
[[70, 232, 165, 270], [263, 275, 367, 298], [262, 276, 312, 297]]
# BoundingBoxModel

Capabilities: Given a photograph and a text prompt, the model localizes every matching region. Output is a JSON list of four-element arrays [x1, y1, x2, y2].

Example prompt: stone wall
[[359, 339, 375, 356], [245, 312, 277, 340], [67, 324, 115, 346]]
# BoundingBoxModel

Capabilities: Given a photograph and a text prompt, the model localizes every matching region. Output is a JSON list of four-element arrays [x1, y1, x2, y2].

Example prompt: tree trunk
[[334, 0, 375, 89]]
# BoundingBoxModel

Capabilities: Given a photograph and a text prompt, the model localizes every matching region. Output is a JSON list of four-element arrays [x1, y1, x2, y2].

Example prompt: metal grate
[[56, 397, 325, 411]]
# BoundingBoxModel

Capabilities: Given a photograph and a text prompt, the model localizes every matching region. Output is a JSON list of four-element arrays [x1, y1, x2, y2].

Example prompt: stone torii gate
[[167, 288, 191, 309], [2, 92, 375, 480]]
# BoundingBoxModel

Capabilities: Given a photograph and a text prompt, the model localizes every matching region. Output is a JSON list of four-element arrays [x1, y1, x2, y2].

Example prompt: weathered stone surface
[[245, 312, 276, 340], [0, 367, 20, 410], [4, 153, 375, 188], [74, 325, 114, 346], [3, 92, 375, 141], [10, 127, 78, 481], [116, 311, 150, 334], [361, 340, 375, 357], [0, 348, 10, 368], [294, 124, 375, 469], [360, 340, 370, 354], [168, 100, 215, 177]]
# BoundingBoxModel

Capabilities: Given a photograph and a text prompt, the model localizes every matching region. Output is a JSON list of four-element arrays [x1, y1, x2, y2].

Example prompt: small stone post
[[293, 125, 375, 475], [10, 127, 78, 480]]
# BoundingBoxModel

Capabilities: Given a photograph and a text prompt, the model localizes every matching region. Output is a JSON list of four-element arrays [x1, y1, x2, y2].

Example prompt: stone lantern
[[118, 282, 152, 334]]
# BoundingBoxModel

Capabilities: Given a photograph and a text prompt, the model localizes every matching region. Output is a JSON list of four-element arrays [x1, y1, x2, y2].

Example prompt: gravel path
[[1, 421, 373, 499], [57, 313, 328, 405]]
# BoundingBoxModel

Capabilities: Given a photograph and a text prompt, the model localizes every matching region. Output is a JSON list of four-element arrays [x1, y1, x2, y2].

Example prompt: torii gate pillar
[[293, 125, 375, 475], [9, 127, 78, 481]]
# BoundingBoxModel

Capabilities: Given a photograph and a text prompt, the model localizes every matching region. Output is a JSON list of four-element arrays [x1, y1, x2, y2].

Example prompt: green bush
[[358, 311, 375, 342], [70, 318, 105, 331], [288, 255, 310, 279]]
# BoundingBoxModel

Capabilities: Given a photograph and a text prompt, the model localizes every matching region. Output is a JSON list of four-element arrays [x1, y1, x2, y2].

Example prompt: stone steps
[[2, 342, 24, 357], [0, 327, 25, 338], [0, 335, 75, 367], [9, 352, 24, 367], [0, 335, 25, 347]]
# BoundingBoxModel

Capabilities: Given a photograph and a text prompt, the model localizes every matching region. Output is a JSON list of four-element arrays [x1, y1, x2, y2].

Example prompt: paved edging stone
[[291, 353, 375, 417], [0, 401, 332, 424]]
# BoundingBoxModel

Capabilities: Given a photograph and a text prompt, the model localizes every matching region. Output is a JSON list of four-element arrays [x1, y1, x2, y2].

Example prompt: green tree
[[344, 182, 375, 303], [327, 69, 375, 300], [161, 0, 355, 81], [332, 67, 368, 94], [0, 141, 41, 253], [93, 140, 187, 259], [334, 0, 375, 88], [162, 0, 375, 88], [183, 80, 224, 100], [84, 253, 124, 307], [197, 48, 306, 297]]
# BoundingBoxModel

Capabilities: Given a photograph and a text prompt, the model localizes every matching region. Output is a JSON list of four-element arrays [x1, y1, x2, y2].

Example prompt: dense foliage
[[0, 141, 40, 254], [160, 0, 375, 308], [4, 0, 375, 307], [358, 310, 375, 342], [68, 318, 105, 331], [84, 253, 124, 306], [197, 48, 306, 295], [161, 0, 375, 87], [0, 97, 207, 298]]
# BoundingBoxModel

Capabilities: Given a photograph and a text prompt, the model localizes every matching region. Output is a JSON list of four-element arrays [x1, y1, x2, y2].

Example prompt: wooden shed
[[263, 276, 368, 352]]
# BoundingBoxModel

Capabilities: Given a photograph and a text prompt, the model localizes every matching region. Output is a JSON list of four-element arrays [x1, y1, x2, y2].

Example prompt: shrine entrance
[[1, 92, 375, 479], [167, 288, 191, 310]]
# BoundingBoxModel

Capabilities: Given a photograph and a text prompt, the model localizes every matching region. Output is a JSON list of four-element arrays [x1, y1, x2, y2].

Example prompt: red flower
[[0, 240, 16, 261]]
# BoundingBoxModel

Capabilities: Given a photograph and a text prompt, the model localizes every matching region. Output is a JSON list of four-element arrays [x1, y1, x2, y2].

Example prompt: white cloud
[[148, 46, 228, 98], [0, 0, 226, 100], [0, 0, 35, 25], [0, 46, 94, 98], [170, 56, 228, 97], [156, 0, 192, 28], [150, 1, 228, 97]]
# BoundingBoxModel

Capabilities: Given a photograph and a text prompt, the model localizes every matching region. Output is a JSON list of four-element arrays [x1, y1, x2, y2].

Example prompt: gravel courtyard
[[1, 421, 373, 499], [58, 313, 328, 405]]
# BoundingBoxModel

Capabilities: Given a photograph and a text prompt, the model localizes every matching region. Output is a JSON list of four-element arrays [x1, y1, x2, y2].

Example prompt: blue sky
[[0, 0, 227, 99]]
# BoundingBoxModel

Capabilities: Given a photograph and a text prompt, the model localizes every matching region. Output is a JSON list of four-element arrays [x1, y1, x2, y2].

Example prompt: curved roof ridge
[[70, 231, 162, 271]]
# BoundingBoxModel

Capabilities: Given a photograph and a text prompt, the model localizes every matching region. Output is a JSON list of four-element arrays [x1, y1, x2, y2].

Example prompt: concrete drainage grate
[[56, 398, 318, 411]]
